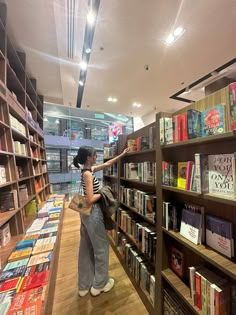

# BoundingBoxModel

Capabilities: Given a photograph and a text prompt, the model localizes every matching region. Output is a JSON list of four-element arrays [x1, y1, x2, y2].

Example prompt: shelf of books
[[0, 1, 52, 275], [104, 124, 157, 314], [156, 82, 236, 314]]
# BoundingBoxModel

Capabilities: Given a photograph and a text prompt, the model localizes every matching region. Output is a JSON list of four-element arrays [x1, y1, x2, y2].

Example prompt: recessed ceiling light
[[85, 48, 91, 54], [87, 11, 95, 25], [108, 97, 113, 102], [165, 34, 175, 45], [79, 80, 84, 86], [113, 98, 117, 103], [174, 27, 184, 36], [136, 103, 142, 108], [132, 102, 142, 108], [80, 61, 87, 71]]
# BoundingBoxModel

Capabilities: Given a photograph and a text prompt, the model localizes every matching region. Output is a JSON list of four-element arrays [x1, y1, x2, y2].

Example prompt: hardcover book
[[171, 247, 184, 278], [180, 209, 202, 245], [187, 109, 202, 138], [177, 162, 188, 189], [208, 153, 234, 196], [229, 82, 236, 130], [18, 270, 49, 292], [0, 277, 21, 292], [206, 215, 234, 258], [201, 104, 225, 137]]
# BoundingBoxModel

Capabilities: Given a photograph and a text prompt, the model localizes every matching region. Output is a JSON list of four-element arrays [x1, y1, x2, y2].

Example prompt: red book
[[18, 270, 49, 292], [195, 272, 202, 310], [7, 286, 46, 315], [185, 161, 194, 190], [180, 113, 188, 141], [0, 277, 21, 292]]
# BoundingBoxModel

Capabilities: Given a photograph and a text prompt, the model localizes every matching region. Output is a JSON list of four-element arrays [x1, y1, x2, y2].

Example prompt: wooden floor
[[52, 207, 148, 315]]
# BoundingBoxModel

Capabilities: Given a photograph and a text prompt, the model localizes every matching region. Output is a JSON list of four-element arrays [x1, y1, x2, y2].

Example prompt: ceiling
[[3, 0, 236, 118]]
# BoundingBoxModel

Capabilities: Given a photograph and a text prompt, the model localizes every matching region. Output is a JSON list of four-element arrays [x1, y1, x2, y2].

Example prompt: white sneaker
[[90, 278, 115, 297], [78, 289, 89, 297]]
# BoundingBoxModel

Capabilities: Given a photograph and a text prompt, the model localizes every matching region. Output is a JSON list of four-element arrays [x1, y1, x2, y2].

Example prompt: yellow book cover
[[177, 162, 188, 189], [8, 248, 32, 262], [32, 243, 54, 256]]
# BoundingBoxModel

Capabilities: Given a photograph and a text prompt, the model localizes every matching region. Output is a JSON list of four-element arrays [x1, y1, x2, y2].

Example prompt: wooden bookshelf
[[161, 269, 202, 315], [0, 2, 50, 269], [120, 177, 156, 188], [120, 202, 155, 225]]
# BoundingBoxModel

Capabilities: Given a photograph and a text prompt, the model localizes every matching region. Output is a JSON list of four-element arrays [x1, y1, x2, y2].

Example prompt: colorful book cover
[[206, 215, 233, 258], [187, 109, 202, 138], [177, 162, 188, 189], [7, 286, 46, 315], [0, 266, 26, 282], [208, 153, 234, 196], [0, 289, 15, 314], [0, 277, 21, 292], [164, 117, 173, 144], [171, 247, 184, 278], [38, 231, 57, 239], [201, 104, 225, 137], [185, 161, 194, 190], [35, 236, 56, 247], [18, 270, 49, 292], [16, 239, 36, 250], [229, 82, 236, 130], [180, 209, 202, 245], [27, 251, 53, 267], [8, 248, 32, 262], [40, 226, 58, 234], [3, 259, 29, 271], [23, 233, 40, 241]]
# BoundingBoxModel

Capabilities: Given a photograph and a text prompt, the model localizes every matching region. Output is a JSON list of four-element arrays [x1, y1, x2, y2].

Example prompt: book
[[187, 109, 202, 138], [208, 153, 234, 196], [0, 223, 11, 247], [3, 258, 29, 271], [0, 290, 15, 315], [18, 270, 49, 292], [24, 262, 51, 276], [0, 266, 26, 282], [16, 238, 36, 250], [177, 162, 188, 189], [206, 215, 234, 258], [7, 286, 46, 315], [229, 82, 236, 130], [0, 165, 6, 184], [0, 190, 18, 211], [32, 243, 54, 255], [171, 247, 183, 278], [201, 104, 225, 137], [0, 277, 21, 292], [27, 251, 53, 267], [8, 248, 32, 262], [25, 200, 37, 216], [180, 209, 202, 245]]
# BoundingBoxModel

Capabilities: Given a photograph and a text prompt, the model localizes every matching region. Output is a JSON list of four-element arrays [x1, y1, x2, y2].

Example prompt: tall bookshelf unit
[[0, 3, 50, 268], [105, 84, 236, 314]]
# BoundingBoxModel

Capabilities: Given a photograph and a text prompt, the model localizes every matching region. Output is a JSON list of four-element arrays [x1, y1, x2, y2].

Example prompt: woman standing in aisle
[[73, 146, 129, 297]]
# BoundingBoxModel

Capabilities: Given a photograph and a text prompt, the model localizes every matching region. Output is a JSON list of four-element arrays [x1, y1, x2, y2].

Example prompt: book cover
[[3, 258, 29, 271], [185, 161, 194, 190], [16, 239, 36, 250], [27, 251, 53, 267], [164, 117, 173, 144], [18, 270, 49, 292], [177, 162, 188, 189], [229, 82, 236, 130], [38, 231, 57, 239], [171, 247, 183, 278], [0, 266, 26, 282], [206, 215, 233, 258], [0, 165, 6, 185], [32, 243, 54, 255], [201, 104, 225, 137], [24, 262, 51, 276], [187, 109, 202, 138], [40, 226, 58, 234], [7, 286, 46, 315], [0, 277, 21, 292], [180, 209, 202, 245], [8, 248, 32, 262], [0, 289, 15, 307], [208, 153, 234, 196]]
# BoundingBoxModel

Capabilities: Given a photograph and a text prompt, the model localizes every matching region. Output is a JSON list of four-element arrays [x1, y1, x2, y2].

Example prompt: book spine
[[195, 271, 202, 310], [185, 161, 194, 190], [189, 267, 196, 304]]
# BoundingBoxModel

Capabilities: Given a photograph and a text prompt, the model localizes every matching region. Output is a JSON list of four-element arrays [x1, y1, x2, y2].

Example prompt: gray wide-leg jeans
[[78, 203, 109, 290]]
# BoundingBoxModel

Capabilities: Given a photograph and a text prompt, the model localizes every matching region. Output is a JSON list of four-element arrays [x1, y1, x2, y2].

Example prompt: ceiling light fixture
[[79, 80, 84, 86], [133, 102, 142, 108], [165, 26, 185, 46], [108, 97, 113, 102], [107, 97, 118, 102], [113, 98, 117, 103], [85, 48, 91, 54], [80, 61, 87, 71], [87, 11, 95, 25]]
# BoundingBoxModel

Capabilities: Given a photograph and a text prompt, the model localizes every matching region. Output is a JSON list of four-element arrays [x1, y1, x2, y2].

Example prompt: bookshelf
[[0, 3, 50, 268]]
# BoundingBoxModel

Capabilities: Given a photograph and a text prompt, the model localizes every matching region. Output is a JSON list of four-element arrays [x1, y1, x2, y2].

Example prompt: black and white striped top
[[81, 169, 100, 195]]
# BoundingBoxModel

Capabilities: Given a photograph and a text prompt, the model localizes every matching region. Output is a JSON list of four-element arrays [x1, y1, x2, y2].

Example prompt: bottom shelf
[[108, 238, 154, 315], [161, 268, 202, 315], [0, 234, 24, 269]]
